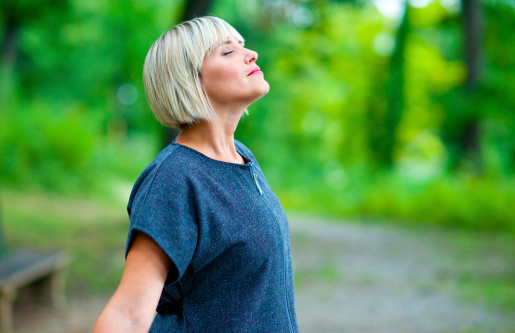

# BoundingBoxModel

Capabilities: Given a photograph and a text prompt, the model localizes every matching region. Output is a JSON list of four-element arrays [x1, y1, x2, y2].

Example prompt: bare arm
[[92, 231, 172, 333]]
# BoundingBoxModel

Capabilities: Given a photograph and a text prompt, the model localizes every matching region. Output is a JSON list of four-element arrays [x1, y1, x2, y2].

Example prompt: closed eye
[[223, 50, 234, 55]]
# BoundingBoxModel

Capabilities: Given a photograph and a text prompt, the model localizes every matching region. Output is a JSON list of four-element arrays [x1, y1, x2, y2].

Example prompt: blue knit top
[[125, 140, 298, 332]]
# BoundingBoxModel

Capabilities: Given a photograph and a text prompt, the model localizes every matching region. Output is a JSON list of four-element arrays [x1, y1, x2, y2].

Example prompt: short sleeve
[[125, 155, 198, 285]]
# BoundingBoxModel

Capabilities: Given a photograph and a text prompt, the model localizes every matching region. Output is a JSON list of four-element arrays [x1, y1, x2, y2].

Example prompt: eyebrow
[[223, 39, 244, 46]]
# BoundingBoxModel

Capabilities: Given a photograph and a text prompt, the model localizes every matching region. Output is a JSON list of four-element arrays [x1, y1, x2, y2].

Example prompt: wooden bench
[[0, 202, 68, 333]]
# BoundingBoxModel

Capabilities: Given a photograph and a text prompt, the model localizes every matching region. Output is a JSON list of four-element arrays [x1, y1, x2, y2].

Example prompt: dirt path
[[290, 216, 514, 333], [13, 216, 515, 332]]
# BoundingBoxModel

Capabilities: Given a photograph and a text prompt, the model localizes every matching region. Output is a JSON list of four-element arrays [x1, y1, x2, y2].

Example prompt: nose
[[244, 48, 258, 64]]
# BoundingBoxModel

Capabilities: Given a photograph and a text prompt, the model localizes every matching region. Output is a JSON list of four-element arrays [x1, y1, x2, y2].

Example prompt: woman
[[93, 16, 298, 332]]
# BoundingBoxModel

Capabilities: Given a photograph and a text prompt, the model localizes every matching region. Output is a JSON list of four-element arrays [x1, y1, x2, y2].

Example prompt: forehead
[[203, 34, 244, 59]]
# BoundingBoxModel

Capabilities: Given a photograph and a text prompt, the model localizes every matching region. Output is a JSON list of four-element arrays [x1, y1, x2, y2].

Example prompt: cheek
[[204, 61, 236, 80], [217, 68, 243, 86], [204, 67, 243, 95]]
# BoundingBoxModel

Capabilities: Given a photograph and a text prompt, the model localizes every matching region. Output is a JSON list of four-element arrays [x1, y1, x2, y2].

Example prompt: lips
[[247, 67, 262, 76]]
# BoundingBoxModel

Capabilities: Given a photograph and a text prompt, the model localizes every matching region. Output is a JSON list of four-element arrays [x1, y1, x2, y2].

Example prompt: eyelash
[[223, 51, 234, 55]]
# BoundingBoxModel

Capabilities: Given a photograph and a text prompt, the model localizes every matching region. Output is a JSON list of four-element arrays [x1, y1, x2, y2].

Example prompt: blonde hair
[[143, 16, 245, 128]]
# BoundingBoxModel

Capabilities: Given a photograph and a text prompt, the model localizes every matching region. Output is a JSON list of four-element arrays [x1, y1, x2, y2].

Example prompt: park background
[[1, 0, 515, 331]]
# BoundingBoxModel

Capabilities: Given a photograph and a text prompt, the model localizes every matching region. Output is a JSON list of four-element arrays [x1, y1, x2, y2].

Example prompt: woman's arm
[[92, 231, 171, 333]]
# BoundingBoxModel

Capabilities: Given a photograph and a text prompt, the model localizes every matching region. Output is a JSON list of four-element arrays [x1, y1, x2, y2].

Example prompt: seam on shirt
[[132, 144, 180, 225], [129, 144, 188, 274]]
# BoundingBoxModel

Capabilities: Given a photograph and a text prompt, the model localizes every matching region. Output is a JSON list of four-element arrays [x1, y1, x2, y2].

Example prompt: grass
[[1, 189, 129, 294], [294, 266, 343, 289]]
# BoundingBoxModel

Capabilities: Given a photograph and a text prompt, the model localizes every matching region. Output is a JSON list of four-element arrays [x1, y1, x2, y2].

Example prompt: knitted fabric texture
[[126, 140, 298, 332]]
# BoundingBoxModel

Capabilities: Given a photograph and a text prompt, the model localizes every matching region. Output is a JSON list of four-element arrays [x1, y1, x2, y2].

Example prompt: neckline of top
[[171, 142, 252, 168]]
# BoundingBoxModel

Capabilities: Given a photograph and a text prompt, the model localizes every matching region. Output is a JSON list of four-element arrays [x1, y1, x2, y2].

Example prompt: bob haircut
[[143, 16, 245, 129]]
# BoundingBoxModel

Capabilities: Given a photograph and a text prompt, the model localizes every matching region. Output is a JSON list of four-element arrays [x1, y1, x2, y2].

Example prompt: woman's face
[[200, 37, 270, 111]]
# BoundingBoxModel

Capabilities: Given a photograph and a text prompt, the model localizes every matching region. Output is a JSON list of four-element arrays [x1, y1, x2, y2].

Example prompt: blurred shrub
[[1, 101, 94, 190], [0, 99, 156, 194], [277, 170, 515, 233]]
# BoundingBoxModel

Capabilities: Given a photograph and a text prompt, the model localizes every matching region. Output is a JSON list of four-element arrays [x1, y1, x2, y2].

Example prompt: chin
[[258, 81, 270, 96], [241, 81, 271, 106], [252, 84, 270, 103]]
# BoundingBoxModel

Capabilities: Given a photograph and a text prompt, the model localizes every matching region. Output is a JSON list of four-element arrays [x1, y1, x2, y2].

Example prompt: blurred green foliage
[[1, 0, 515, 231]]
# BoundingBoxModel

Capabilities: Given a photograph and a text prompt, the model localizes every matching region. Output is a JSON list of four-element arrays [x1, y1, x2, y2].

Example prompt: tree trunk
[[461, 0, 483, 175], [1, 11, 19, 105], [182, 0, 214, 21], [384, 3, 410, 167], [1, 16, 18, 70]]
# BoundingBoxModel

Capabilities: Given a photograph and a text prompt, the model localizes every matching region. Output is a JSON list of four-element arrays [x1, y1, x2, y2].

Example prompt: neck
[[175, 105, 246, 164]]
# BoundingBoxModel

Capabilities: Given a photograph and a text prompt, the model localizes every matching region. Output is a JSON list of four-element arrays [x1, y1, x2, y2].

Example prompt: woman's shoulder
[[127, 144, 197, 205], [138, 143, 189, 180], [234, 139, 257, 162]]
